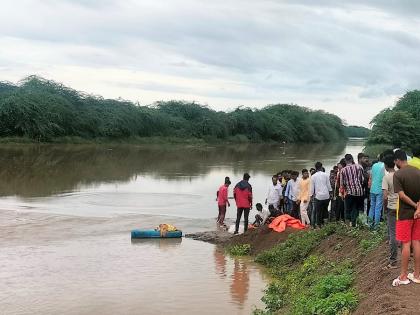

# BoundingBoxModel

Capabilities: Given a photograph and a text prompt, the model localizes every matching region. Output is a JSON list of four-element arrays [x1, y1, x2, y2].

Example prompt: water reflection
[[130, 238, 183, 249], [230, 259, 250, 307], [214, 248, 227, 279], [0, 142, 346, 197]]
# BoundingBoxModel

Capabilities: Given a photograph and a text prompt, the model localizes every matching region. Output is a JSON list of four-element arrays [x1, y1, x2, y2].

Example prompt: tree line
[[368, 90, 420, 148], [0, 76, 348, 143]]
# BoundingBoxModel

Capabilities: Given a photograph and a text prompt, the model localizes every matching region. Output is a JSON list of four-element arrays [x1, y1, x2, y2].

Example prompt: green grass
[[255, 223, 337, 271], [253, 222, 385, 314], [226, 244, 251, 256]]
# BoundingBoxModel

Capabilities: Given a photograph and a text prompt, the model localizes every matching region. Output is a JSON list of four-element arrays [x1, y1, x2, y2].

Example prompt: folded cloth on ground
[[268, 214, 306, 233]]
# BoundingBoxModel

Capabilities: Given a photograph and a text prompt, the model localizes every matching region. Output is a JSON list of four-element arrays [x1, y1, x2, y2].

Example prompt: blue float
[[131, 229, 183, 239]]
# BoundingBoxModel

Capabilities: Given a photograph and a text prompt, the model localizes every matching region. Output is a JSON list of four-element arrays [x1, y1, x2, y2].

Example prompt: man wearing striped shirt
[[340, 154, 365, 227]]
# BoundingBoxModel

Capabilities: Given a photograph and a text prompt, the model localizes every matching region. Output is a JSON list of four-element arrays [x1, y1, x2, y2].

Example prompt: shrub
[[226, 244, 251, 256]]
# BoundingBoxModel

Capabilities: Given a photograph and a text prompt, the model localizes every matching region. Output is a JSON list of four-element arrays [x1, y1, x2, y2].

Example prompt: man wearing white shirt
[[265, 174, 282, 210], [310, 162, 332, 228]]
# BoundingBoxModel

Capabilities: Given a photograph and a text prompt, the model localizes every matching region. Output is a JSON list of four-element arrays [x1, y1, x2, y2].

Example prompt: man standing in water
[[216, 176, 231, 227], [265, 174, 282, 210], [392, 150, 420, 286], [233, 173, 253, 235]]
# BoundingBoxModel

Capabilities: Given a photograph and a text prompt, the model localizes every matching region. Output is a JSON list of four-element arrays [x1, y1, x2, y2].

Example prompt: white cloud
[[1, 0, 420, 127]]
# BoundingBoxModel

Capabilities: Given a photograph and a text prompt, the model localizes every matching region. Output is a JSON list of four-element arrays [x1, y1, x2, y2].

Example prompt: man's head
[[291, 171, 298, 181], [224, 177, 231, 186], [272, 175, 278, 185], [383, 154, 395, 171], [412, 145, 420, 159], [243, 173, 251, 181], [357, 152, 369, 166], [315, 161, 323, 171], [382, 149, 394, 159], [310, 168, 316, 175], [302, 169, 309, 179], [339, 158, 346, 169], [345, 154, 354, 165], [394, 150, 408, 169], [256, 203, 263, 211]]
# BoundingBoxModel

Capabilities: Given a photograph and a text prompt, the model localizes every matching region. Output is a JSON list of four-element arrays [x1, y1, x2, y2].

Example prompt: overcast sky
[[1, 0, 419, 126]]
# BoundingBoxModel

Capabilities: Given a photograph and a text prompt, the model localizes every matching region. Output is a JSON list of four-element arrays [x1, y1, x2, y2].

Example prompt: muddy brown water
[[0, 140, 364, 315]]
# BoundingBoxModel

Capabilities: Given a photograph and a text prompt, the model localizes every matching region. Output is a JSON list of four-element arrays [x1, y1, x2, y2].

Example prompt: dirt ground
[[311, 233, 420, 315], [185, 225, 299, 254], [227, 225, 298, 255]]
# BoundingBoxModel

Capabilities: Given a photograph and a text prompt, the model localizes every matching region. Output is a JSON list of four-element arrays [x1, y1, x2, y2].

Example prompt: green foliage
[[226, 244, 251, 256], [359, 223, 387, 253], [255, 253, 357, 315], [345, 125, 370, 138], [368, 90, 420, 148], [255, 223, 337, 270], [0, 76, 347, 143]]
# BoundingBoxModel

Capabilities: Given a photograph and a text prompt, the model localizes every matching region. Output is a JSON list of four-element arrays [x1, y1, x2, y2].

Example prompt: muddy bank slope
[[186, 225, 298, 255]]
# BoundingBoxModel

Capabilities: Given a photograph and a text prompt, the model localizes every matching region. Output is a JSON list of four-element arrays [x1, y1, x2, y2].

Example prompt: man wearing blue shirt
[[369, 153, 385, 228]]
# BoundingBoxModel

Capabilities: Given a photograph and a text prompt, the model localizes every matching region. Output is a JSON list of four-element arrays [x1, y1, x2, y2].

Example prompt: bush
[[0, 76, 348, 143], [255, 223, 337, 269], [226, 244, 251, 256]]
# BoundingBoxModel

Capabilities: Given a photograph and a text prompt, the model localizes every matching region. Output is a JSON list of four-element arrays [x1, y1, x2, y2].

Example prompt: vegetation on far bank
[[0, 76, 350, 144], [368, 90, 420, 149], [228, 222, 387, 315], [344, 125, 370, 138]]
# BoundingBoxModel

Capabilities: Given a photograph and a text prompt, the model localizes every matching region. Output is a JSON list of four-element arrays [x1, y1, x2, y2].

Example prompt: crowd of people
[[216, 146, 420, 287]]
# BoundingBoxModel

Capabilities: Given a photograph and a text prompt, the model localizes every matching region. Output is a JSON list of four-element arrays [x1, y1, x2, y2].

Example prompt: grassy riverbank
[[225, 222, 388, 315]]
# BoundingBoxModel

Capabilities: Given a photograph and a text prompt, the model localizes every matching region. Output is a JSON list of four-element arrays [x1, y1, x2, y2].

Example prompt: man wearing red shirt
[[216, 177, 231, 226], [233, 173, 253, 235]]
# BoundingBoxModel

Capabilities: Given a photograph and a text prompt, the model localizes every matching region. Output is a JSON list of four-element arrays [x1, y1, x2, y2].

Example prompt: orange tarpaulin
[[268, 214, 306, 233]]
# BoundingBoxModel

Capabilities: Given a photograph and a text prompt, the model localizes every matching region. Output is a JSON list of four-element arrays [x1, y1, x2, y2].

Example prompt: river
[[0, 139, 364, 315]]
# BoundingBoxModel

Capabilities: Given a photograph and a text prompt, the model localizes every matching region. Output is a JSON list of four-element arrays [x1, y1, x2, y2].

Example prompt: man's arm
[[382, 176, 388, 209], [398, 191, 417, 209]]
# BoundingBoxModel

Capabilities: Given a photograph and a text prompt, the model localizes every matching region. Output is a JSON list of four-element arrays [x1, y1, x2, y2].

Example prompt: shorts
[[396, 219, 420, 243]]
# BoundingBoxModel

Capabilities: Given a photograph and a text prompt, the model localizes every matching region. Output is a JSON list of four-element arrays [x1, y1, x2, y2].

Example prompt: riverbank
[[0, 135, 348, 146], [190, 223, 420, 314]]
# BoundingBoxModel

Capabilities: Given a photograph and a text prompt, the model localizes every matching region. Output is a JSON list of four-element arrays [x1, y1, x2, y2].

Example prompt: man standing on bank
[[266, 174, 282, 210], [216, 176, 231, 227], [234, 173, 253, 235], [392, 150, 420, 286], [310, 162, 332, 228]]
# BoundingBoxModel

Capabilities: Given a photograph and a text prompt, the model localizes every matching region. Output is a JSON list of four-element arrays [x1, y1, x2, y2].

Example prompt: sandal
[[392, 277, 410, 287], [408, 273, 420, 284]]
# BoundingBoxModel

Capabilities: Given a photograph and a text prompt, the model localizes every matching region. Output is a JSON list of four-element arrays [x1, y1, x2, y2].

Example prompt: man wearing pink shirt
[[216, 177, 231, 226]]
